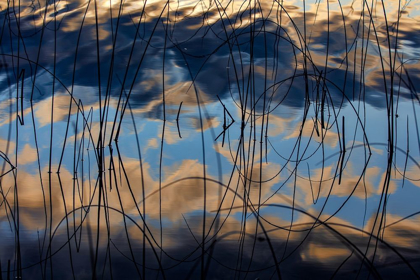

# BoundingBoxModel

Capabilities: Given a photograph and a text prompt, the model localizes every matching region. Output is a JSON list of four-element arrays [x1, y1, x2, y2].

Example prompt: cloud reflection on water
[[2, 0, 420, 279]]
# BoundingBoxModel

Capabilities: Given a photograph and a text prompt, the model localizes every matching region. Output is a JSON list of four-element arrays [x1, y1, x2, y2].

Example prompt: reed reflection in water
[[1, 0, 420, 279]]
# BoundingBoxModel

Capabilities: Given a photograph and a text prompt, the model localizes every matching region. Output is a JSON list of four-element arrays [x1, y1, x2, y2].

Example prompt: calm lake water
[[1, 0, 420, 279]]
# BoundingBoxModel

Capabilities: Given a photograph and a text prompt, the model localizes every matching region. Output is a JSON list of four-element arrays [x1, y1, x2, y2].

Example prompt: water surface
[[1, 0, 420, 279]]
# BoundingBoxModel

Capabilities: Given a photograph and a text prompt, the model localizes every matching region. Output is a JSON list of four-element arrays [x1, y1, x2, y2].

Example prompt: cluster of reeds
[[1, 0, 420, 279]]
